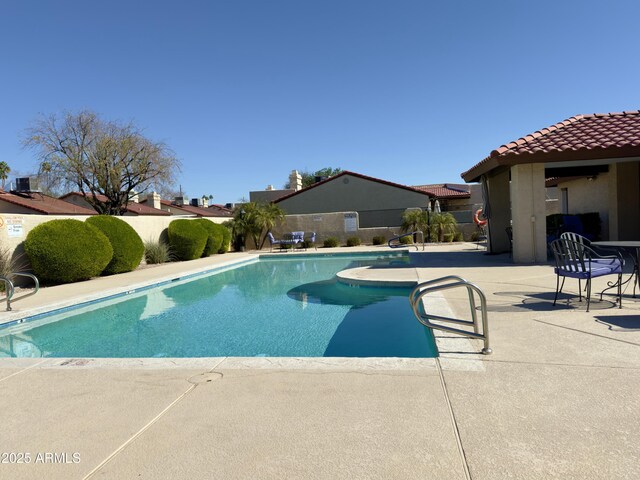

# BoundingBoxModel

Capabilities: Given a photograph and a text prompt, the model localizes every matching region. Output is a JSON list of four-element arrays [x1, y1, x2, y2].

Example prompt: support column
[[485, 170, 511, 253], [510, 164, 547, 263]]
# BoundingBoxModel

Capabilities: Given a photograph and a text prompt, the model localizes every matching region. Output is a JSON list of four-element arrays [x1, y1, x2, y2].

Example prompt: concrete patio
[[1, 244, 639, 479]]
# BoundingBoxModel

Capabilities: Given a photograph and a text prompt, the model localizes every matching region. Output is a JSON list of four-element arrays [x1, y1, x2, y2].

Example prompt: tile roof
[[461, 111, 640, 182], [0, 190, 96, 215], [274, 171, 432, 203], [60, 192, 170, 216], [411, 184, 470, 199], [159, 200, 232, 217]]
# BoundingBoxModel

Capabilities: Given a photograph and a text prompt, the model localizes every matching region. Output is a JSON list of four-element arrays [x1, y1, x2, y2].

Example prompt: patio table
[[592, 241, 640, 298]]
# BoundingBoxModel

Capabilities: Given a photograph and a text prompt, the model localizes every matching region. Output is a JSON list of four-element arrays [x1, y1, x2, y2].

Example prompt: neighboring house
[[138, 193, 232, 218], [461, 111, 640, 262], [274, 171, 434, 228], [411, 183, 478, 222], [0, 189, 96, 215], [60, 192, 170, 216]]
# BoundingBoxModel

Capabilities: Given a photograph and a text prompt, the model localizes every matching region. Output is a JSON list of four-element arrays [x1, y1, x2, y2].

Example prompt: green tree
[[429, 212, 458, 242], [401, 209, 427, 235], [0, 161, 10, 189], [229, 202, 286, 250], [286, 167, 343, 189], [23, 110, 180, 215]]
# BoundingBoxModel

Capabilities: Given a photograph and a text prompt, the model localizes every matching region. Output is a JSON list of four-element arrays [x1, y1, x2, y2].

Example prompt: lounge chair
[[550, 237, 623, 312]]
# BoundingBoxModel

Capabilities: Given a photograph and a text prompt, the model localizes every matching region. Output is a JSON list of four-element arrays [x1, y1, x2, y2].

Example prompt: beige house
[[274, 171, 434, 228], [461, 111, 640, 263]]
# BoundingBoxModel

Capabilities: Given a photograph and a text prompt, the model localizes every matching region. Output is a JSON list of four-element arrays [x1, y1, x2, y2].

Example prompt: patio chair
[[550, 237, 623, 312], [560, 232, 622, 264], [267, 232, 289, 252]]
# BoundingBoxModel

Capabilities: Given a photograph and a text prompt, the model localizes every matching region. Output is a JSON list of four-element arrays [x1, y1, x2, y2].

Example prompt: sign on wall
[[344, 213, 357, 232], [4, 217, 24, 238]]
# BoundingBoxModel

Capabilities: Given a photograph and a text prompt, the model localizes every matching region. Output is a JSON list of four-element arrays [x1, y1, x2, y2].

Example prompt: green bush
[[24, 219, 113, 284], [454, 232, 464, 242], [167, 219, 208, 260], [399, 235, 413, 244], [217, 224, 232, 253], [346, 236, 361, 247], [372, 235, 386, 245], [323, 237, 339, 248], [86, 216, 144, 275], [443, 233, 455, 243], [144, 240, 172, 264], [194, 219, 224, 256], [301, 240, 315, 249]]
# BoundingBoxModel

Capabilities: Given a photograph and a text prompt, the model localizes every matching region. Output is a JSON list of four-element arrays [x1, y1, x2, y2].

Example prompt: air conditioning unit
[[190, 198, 202, 207], [15, 177, 31, 192]]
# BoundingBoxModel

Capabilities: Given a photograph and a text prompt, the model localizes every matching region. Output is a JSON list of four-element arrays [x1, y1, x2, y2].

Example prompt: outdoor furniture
[[550, 238, 623, 312], [592, 240, 640, 298], [267, 232, 304, 252]]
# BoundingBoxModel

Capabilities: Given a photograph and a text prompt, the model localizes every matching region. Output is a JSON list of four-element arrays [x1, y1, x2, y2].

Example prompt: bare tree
[[24, 110, 181, 215]]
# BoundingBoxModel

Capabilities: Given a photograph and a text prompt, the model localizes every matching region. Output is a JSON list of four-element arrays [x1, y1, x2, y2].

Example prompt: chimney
[[201, 196, 209, 208], [265, 185, 274, 191], [147, 191, 161, 210], [289, 170, 302, 191]]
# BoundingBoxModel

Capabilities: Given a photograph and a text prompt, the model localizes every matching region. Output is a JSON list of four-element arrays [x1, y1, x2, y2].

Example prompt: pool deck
[[1, 244, 639, 479]]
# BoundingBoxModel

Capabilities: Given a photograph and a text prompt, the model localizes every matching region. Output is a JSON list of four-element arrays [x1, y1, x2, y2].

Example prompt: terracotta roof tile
[[0, 191, 96, 215], [461, 111, 640, 182], [60, 192, 170, 216], [411, 183, 470, 199]]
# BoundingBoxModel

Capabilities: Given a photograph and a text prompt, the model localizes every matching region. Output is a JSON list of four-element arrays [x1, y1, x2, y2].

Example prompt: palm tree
[[429, 212, 458, 242], [257, 203, 286, 249], [0, 161, 10, 190], [401, 209, 427, 242]]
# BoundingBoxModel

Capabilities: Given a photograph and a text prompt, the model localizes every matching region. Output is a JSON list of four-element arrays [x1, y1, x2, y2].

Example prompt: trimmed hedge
[[86, 216, 144, 274], [24, 219, 113, 284], [346, 236, 361, 247], [323, 237, 339, 248], [167, 219, 208, 260], [372, 235, 386, 245], [194, 219, 224, 256], [399, 235, 413, 244], [218, 224, 231, 253]]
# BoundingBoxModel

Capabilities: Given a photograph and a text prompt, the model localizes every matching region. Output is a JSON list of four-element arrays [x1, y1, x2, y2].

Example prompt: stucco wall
[[0, 214, 228, 270], [276, 174, 431, 228], [556, 174, 610, 239]]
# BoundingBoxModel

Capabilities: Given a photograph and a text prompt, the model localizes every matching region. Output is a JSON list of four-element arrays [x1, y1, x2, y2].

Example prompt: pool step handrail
[[0, 273, 40, 311], [409, 275, 492, 354], [388, 231, 424, 251]]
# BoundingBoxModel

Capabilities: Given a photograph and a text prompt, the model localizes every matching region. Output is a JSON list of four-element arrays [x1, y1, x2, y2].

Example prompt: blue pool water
[[0, 253, 437, 358]]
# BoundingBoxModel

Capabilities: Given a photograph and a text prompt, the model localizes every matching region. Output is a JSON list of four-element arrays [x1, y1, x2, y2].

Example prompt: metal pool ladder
[[409, 275, 492, 354], [388, 230, 424, 251], [1, 273, 40, 311]]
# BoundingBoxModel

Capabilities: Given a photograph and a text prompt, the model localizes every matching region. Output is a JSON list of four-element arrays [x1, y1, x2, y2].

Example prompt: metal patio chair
[[550, 237, 623, 312]]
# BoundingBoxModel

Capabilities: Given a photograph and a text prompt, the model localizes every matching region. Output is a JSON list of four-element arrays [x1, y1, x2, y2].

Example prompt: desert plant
[[323, 237, 339, 248], [454, 231, 464, 242], [399, 235, 413, 244], [144, 240, 172, 264], [346, 236, 361, 247], [429, 212, 458, 242], [0, 246, 28, 292], [167, 219, 208, 260], [401, 209, 427, 235], [194, 219, 224, 256], [24, 219, 113, 284], [86, 215, 144, 274], [372, 235, 386, 245]]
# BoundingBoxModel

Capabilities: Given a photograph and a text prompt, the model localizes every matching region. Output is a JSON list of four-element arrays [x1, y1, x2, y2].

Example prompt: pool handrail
[[409, 275, 491, 354], [388, 231, 424, 251], [1, 272, 39, 311]]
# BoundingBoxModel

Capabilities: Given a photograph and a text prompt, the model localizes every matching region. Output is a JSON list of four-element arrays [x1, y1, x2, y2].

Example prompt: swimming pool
[[0, 253, 437, 358]]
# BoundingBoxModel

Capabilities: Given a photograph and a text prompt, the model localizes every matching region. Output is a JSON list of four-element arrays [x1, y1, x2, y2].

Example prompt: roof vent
[[190, 198, 202, 207]]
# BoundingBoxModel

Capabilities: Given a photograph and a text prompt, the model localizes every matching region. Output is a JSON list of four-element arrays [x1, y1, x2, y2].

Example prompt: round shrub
[[346, 236, 361, 247], [86, 216, 144, 275], [24, 219, 113, 284], [167, 219, 208, 260], [323, 237, 339, 248], [194, 219, 224, 256], [219, 222, 232, 253], [399, 235, 413, 244], [372, 235, 386, 245]]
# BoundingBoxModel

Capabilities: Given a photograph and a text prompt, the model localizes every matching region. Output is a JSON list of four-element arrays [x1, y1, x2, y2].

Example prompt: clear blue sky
[[2, 0, 639, 204]]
